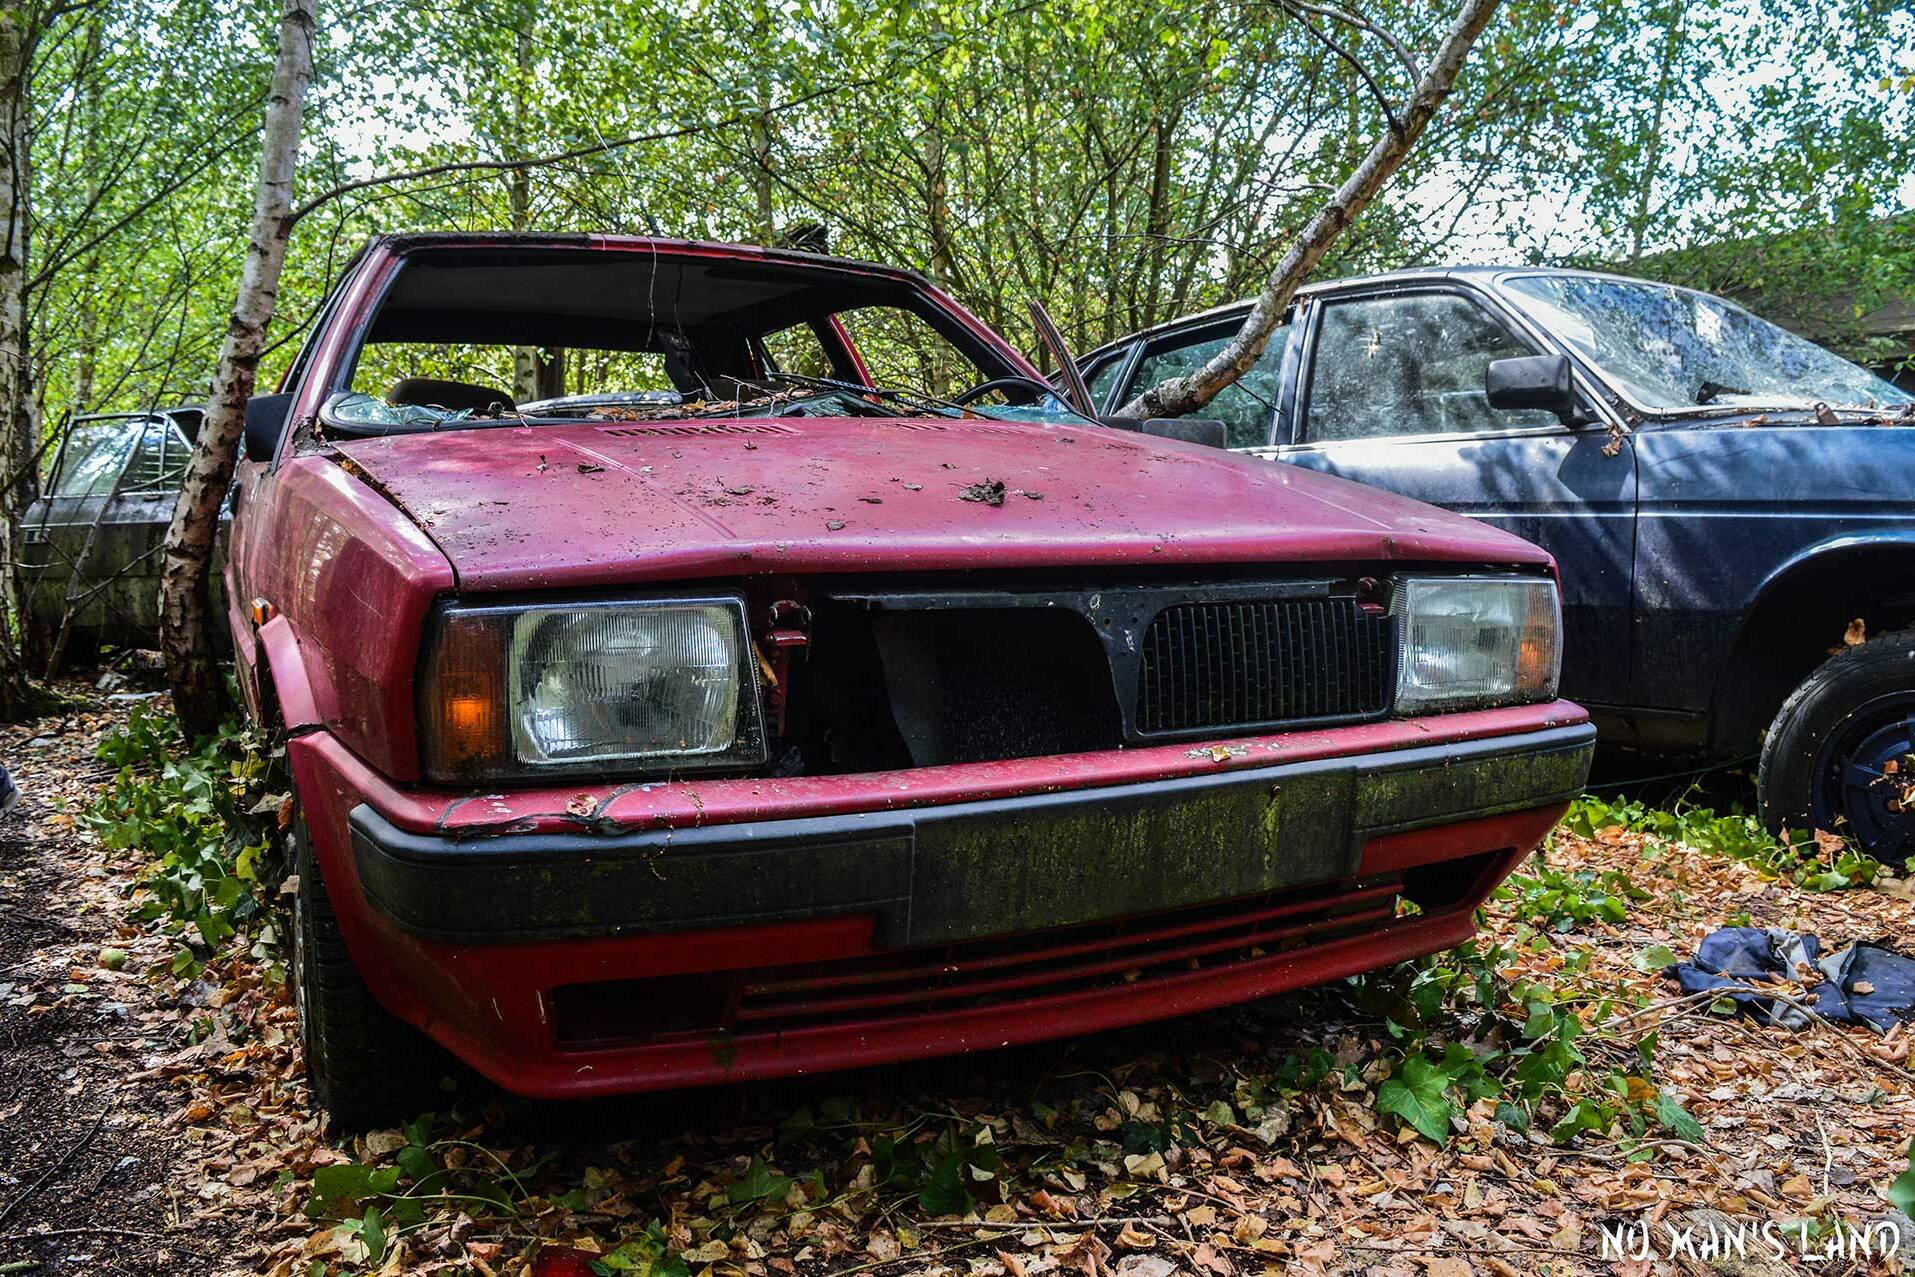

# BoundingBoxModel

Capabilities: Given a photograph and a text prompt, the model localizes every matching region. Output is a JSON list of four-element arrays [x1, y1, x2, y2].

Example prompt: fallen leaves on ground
[[5, 689, 1915, 1277]]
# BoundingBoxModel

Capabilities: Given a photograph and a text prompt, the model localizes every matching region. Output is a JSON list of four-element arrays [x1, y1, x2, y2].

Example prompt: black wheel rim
[[1810, 690, 1915, 864]]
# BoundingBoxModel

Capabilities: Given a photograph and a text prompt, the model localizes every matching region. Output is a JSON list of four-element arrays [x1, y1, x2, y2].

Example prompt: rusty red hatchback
[[227, 233, 1593, 1126]]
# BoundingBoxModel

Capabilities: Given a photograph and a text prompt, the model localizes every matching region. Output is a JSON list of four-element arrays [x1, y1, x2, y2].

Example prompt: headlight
[[1393, 576, 1560, 714], [419, 596, 766, 783]]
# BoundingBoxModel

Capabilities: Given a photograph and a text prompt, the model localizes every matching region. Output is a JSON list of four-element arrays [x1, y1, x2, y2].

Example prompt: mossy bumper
[[350, 723, 1594, 947]]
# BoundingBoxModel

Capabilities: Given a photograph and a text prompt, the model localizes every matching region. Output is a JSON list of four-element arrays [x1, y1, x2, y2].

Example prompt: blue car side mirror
[[1486, 354, 1584, 424]]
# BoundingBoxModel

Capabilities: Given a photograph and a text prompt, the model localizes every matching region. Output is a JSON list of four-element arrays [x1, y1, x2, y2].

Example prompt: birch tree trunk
[[0, 7, 38, 717], [1113, 0, 1501, 420], [159, 0, 316, 736]]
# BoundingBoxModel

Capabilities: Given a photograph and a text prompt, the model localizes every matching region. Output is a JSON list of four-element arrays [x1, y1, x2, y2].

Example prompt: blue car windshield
[[1504, 275, 1912, 413]]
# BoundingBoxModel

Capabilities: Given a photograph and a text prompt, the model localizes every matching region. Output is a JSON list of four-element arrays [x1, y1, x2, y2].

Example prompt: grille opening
[[1399, 850, 1503, 914], [786, 603, 1122, 772], [595, 422, 798, 437], [550, 972, 736, 1047], [767, 577, 1410, 776], [548, 879, 1404, 1049], [1137, 596, 1391, 734]]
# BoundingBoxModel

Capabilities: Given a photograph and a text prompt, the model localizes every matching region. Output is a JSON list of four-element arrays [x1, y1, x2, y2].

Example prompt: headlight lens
[[1393, 577, 1560, 714], [419, 597, 765, 782]]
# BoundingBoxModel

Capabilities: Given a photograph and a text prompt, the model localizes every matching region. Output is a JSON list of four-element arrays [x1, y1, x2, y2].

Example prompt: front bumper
[[351, 724, 1593, 946], [293, 709, 1593, 1098]]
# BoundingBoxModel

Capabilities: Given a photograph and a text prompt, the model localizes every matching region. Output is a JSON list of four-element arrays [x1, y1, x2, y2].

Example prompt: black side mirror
[[1093, 416, 1230, 449], [243, 392, 295, 463], [1142, 417, 1229, 449], [1486, 354, 1582, 424]]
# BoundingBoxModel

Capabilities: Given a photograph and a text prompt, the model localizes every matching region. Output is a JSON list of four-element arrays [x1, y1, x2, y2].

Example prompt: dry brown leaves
[[12, 691, 1915, 1276]]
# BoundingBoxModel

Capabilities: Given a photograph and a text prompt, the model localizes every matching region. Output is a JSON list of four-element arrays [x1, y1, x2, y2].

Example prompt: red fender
[[256, 614, 324, 731]]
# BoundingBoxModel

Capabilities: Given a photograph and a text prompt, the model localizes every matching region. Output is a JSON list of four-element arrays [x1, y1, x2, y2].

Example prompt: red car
[[228, 233, 1593, 1126]]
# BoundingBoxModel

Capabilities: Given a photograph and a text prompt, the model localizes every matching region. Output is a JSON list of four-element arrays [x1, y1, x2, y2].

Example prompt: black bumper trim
[[351, 723, 1594, 946]]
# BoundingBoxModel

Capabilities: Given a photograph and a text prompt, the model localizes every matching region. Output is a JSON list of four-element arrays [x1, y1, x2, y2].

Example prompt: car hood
[[332, 417, 1549, 591]]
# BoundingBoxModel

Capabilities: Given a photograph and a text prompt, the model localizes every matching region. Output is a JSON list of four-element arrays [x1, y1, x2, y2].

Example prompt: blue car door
[[1259, 284, 1639, 709]]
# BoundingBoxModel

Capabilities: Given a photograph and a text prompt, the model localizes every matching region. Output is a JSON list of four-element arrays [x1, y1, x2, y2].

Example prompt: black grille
[[1137, 596, 1392, 733]]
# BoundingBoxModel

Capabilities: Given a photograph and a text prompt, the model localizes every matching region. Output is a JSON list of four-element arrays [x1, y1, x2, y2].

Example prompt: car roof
[[371, 230, 933, 291], [69, 405, 203, 427], [1075, 264, 1658, 363]]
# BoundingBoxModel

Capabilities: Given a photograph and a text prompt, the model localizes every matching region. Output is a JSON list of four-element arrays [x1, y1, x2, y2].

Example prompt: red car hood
[[333, 417, 1548, 591]]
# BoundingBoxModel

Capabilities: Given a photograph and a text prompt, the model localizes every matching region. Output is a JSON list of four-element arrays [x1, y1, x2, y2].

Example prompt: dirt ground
[[4, 690, 1915, 1276], [0, 695, 257, 1273]]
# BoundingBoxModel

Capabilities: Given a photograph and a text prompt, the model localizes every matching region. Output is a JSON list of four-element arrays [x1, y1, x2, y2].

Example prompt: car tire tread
[[1758, 630, 1915, 866], [293, 813, 441, 1130]]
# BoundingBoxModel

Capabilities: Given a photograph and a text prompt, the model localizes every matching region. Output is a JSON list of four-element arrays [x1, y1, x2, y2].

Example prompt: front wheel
[[290, 810, 442, 1129], [1758, 632, 1915, 869]]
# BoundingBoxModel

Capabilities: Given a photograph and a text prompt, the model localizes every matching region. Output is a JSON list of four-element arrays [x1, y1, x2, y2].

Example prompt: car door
[[22, 419, 144, 634], [1108, 314, 1291, 449], [109, 417, 194, 620], [1259, 284, 1638, 709]]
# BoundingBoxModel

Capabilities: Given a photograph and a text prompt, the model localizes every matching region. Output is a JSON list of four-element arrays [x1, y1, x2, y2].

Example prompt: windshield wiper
[[763, 372, 975, 418], [1695, 379, 1752, 405]]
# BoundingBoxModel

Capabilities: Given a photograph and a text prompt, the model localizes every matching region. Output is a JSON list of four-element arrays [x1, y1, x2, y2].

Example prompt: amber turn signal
[[419, 611, 510, 776]]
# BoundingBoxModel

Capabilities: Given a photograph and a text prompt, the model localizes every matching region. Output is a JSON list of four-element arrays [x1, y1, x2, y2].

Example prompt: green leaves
[[725, 1156, 794, 1206], [1377, 1055, 1455, 1144], [1495, 860, 1643, 931], [1376, 1045, 1499, 1146], [595, 1224, 692, 1277], [82, 706, 284, 975], [1561, 796, 1882, 893], [1548, 1098, 1615, 1143], [871, 1124, 1002, 1217], [306, 1163, 402, 1218], [1890, 1143, 1915, 1218], [1633, 943, 1679, 972], [1653, 1090, 1706, 1144]]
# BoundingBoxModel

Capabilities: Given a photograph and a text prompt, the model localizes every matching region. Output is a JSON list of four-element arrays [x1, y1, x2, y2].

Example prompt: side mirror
[[1093, 415, 1230, 449], [1142, 417, 1229, 449], [243, 392, 294, 462], [1486, 354, 1582, 424]]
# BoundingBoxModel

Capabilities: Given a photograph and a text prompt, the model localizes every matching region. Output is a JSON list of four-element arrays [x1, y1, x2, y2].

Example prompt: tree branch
[[1112, 0, 1501, 421]]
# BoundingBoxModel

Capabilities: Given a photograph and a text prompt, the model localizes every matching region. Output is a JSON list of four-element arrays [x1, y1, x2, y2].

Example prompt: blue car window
[[1306, 293, 1557, 442], [1082, 352, 1128, 411], [1128, 323, 1287, 448]]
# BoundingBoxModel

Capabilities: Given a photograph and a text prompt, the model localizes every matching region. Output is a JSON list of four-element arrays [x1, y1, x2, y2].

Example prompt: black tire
[[291, 811, 442, 1129], [1758, 632, 1915, 869]]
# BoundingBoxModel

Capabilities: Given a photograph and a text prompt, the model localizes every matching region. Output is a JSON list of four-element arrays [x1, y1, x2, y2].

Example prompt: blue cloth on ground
[[1670, 926, 1915, 1031]]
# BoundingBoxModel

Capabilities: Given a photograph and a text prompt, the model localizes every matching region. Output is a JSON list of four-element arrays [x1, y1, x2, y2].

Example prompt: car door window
[[1081, 350, 1129, 411], [1304, 292, 1558, 443], [1126, 322, 1287, 449], [123, 420, 189, 492], [47, 424, 140, 497]]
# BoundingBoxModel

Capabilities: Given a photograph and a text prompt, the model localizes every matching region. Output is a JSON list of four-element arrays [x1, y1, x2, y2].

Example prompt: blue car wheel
[[1761, 633, 1915, 868]]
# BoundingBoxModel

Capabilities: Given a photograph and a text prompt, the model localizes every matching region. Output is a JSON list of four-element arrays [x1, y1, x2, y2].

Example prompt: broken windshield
[[1503, 274, 1912, 414], [318, 245, 1092, 438]]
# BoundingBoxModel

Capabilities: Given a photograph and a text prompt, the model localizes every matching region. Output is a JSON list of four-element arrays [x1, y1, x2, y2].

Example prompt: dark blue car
[[1078, 267, 1915, 863]]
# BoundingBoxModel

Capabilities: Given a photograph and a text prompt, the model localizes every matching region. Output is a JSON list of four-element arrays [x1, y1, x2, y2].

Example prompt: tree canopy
[[0, 0, 1910, 712], [22, 0, 1912, 423]]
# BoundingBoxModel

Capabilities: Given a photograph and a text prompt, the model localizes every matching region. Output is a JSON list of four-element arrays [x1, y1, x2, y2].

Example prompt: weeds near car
[[1495, 859, 1647, 930], [1351, 935, 1703, 1155], [81, 703, 288, 978], [73, 721, 1905, 1267], [1564, 791, 1884, 891]]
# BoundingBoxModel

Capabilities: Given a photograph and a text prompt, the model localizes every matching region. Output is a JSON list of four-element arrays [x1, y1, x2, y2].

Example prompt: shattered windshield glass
[[319, 249, 1095, 439], [1503, 275, 1912, 413]]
